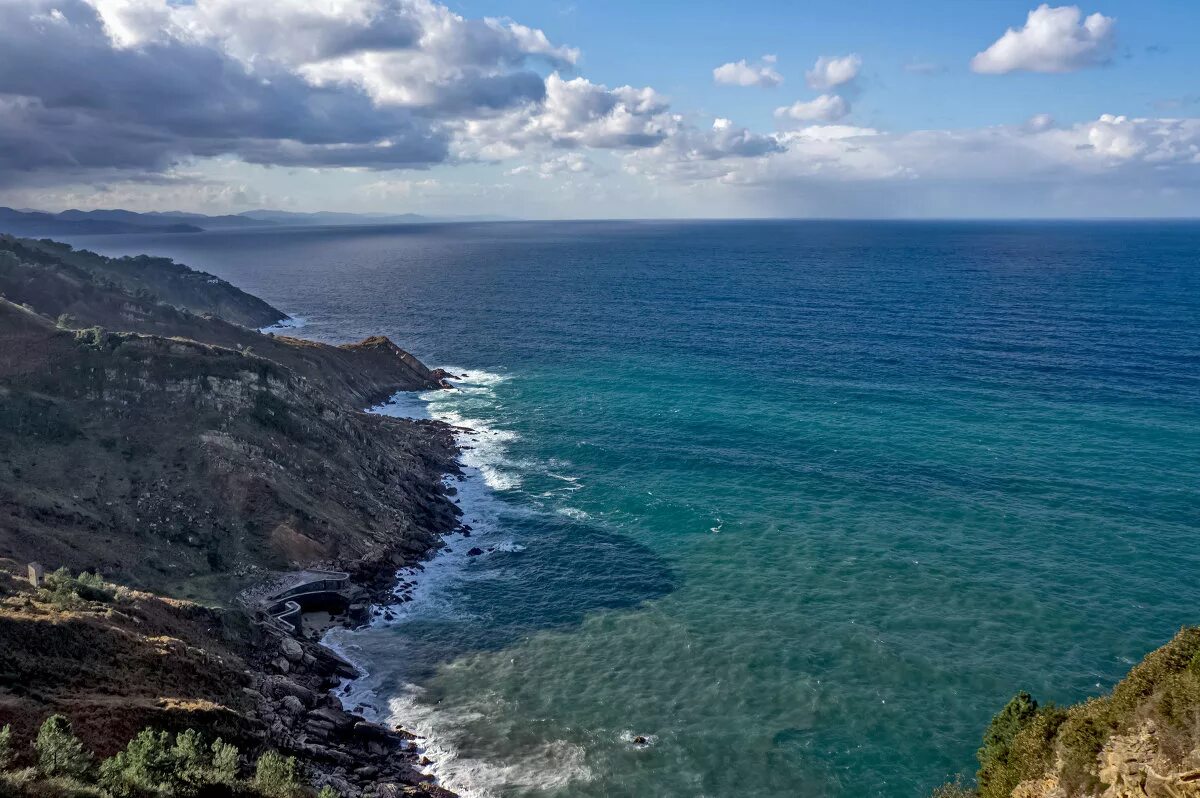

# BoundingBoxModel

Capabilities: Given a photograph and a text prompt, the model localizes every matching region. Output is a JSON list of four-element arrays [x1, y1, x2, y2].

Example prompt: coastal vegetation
[[0, 713, 319, 797], [939, 627, 1200, 797]]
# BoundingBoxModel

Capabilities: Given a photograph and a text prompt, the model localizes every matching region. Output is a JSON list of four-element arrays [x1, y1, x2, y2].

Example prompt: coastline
[[320, 373, 522, 798]]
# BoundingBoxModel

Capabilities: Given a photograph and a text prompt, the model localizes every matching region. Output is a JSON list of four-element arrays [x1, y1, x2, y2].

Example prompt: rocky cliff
[[944, 629, 1200, 798], [0, 236, 464, 796]]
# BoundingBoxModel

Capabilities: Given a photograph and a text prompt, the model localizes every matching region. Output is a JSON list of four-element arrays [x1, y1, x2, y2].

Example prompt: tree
[[0, 723, 13, 770], [254, 751, 300, 798], [210, 738, 239, 786], [100, 728, 242, 796], [35, 714, 91, 778]]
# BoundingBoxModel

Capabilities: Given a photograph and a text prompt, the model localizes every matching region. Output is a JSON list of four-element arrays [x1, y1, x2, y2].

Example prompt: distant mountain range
[[0, 207, 513, 236]]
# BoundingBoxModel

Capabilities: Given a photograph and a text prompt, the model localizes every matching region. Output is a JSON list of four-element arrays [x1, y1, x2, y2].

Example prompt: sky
[[1, 0, 1199, 218]]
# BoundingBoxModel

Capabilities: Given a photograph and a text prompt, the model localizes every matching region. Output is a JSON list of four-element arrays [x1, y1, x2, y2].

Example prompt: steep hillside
[[0, 298, 459, 599], [0, 235, 468, 796], [2, 236, 284, 328], [0, 564, 454, 797], [0, 236, 450, 407]]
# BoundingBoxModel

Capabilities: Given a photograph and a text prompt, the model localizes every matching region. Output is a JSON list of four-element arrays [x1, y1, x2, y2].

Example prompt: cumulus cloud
[[457, 72, 780, 165], [713, 55, 782, 88], [774, 95, 850, 124], [0, 0, 581, 185], [805, 54, 861, 90], [972, 4, 1116, 74]]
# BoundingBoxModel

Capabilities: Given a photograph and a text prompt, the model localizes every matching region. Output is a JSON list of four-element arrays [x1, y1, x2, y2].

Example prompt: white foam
[[325, 365, 589, 798], [259, 315, 307, 333], [492, 540, 527, 553], [383, 689, 593, 796], [557, 507, 590, 521]]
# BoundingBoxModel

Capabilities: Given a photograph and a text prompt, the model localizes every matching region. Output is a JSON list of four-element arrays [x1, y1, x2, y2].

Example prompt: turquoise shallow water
[[73, 221, 1200, 797]]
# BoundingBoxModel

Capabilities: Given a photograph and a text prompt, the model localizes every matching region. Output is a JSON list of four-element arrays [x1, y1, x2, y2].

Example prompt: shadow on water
[[359, 509, 676, 684]]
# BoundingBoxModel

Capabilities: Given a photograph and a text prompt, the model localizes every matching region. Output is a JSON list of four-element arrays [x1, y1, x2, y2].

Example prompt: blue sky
[[458, 0, 1197, 129], [1, 0, 1198, 217]]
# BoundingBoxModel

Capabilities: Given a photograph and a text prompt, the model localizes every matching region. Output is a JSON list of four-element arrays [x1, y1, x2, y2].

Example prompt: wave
[[326, 366, 592, 798], [259, 315, 307, 333], [557, 506, 590, 521]]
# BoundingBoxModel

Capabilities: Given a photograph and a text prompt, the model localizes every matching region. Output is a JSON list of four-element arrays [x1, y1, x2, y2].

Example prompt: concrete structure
[[27, 561, 44, 588], [260, 569, 361, 635]]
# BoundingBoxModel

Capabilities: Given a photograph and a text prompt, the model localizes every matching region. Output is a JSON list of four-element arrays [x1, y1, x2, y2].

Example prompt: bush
[[99, 728, 241, 797], [931, 779, 976, 798], [37, 569, 114, 609], [316, 787, 340, 798], [1057, 710, 1109, 795], [35, 715, 91, 779], [74, 326, 109, 351], [253, 751, 300, 798], [976, 692, 1038, 798]]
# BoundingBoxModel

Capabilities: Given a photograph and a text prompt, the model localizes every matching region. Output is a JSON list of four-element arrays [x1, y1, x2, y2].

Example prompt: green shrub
[[253, 751, 300, 798], [35, 715, 91, 779], [1057, 710, 1108, 795], [209, 738, 239, 787], [316, 786, 341, 798], [74, 326, 109, 351], [37, 569, 115, 609], [976, 692, 1038, 798], [0, 724, 13, 770], [99, 728, 241, 797], [930, 777, 975, 797]]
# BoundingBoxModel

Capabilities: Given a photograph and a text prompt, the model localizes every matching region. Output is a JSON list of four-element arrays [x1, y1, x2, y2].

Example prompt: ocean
[[70, 220, 1200, 797]]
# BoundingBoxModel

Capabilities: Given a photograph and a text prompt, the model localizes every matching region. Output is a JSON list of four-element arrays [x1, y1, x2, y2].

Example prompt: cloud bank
[[0, 0, 765, 189], [1, 0, 1198, 217]]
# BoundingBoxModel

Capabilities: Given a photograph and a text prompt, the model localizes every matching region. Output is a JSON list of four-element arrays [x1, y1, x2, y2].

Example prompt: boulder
[[281, 637, 304, 663]]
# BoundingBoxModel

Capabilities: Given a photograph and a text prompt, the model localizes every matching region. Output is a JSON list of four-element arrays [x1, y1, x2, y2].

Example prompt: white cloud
[[805, 54, 861, 90], [774, 95, 849, 124], [713, 55, 782, 88], [711, 115, 1200, 188], [971, 4, 1116, 74], [0, 0, 586, 184]]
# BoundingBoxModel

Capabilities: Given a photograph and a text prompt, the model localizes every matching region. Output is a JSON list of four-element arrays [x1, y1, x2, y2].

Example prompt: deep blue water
[[71, 220, 1200, 797]]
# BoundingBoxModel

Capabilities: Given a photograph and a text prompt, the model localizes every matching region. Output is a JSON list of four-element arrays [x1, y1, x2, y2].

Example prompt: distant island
[[0, 207, 516, 237]]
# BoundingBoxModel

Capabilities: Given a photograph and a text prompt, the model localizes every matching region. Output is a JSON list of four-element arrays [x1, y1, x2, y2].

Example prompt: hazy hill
[[0, 207, 202, 236]]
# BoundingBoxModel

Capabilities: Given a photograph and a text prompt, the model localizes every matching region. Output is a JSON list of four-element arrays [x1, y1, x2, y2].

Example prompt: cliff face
[[0, 565, 455, 798], [0, 298, 459, 599], [956, 629, 1200, 798]]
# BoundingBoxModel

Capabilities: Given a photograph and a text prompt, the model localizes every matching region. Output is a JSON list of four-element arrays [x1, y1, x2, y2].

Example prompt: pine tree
[[34, 714, 91, 778], [210, 737, 239, 786], [254, 751, 300, 798]]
